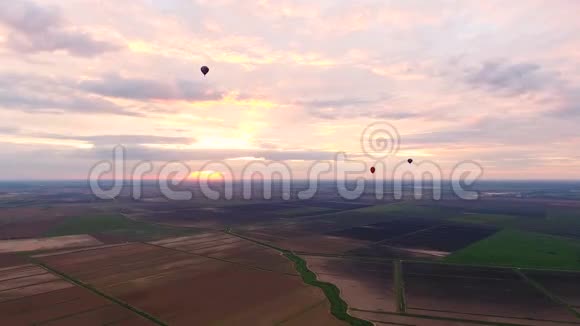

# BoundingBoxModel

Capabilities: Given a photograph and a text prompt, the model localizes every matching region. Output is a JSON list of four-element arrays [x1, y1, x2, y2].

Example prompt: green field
[[43, 214, 196, 241], [545, 207, 580, 226], [445, 229, 580, 270]]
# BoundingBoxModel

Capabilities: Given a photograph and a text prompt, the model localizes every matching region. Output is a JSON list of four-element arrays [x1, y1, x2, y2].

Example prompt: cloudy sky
[[0, 0, 579, 180]]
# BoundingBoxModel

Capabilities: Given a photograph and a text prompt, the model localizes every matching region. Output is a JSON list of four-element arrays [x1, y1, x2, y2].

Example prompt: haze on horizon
[[0, 0, 579, 180]]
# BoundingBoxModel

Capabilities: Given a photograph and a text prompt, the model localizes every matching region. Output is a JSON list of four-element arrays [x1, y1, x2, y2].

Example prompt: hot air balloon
[[201, 66, 209, 76], [370, 167, 376, 174], [407, 158, 413, 164]]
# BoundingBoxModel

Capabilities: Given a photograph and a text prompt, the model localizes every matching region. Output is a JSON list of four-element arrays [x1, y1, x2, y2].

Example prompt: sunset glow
[[0, 1, 579, 180], [189, 170, 224, 181]]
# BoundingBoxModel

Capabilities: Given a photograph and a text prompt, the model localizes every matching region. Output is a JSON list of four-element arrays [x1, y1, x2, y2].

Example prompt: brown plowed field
[[305, 256, 397, 312], [153, 233, 297, 275], [38, 241, 339, 325], [0, 262, 155, 325], [404, 262, 580, 324]]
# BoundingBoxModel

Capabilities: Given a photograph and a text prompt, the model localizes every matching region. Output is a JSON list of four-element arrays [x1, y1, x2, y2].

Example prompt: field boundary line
[[68, 251, 194, 280], [0, 277, 69, 293], [393, 260, 406, 313], [170, 237, 245, 252], [143, 241, 299, 277], [102, 312, 136, 326], [31, 243, 134, 258], [405, 272, 514, 281], [32, 259, 168, 326], [120, 212, 214, 232], [0, 270, 49, 283], [286, 252, 580, 274], [149, 234, 231, 247], [34, 303, 111, 325], [5, 294, 80, 311], [148, 232, 223, 246], [35, 244, 155, 269], [364, 317, 415, 326], [414, 259, 580, 273], [274, 298, 327, 325], [349, 308, 533, 326], [0, 283, 85, 305], [515, 268, 580, 320], [294, 252, 395, 260], [247, 203, 390, 229], [409, 306, 580, 324], [372, 225, 443, 245], [0, 263, 37, 273], [224, 230, 288, 252]]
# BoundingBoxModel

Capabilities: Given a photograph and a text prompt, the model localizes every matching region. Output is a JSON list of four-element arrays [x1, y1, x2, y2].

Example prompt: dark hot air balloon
[[201, 66, 209, 76], [407, 158, 413, 164], [370, 167, 376, 174]]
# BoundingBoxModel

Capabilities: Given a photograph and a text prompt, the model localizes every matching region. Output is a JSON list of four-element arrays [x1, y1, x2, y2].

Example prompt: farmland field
[[129, 200, 367, 229], [445, 229, 580, 270], [403, 262, 579, 324], [449, 212, 521, 225], [304, 256, 397, 312], [44, 214, 197, 242], [0, 263, 155, 325], [524, 270, 580, 308], [382, 223, 498, 253], [36, 236, 342, 325], [1, 181, 580, 324], [330, 218, 444, 242], [0, 234, 102, 253], [150, 232, 297, 274]]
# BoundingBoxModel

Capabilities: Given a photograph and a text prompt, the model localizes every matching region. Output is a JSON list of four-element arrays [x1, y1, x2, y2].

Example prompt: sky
[[0, 0, 579, 180]]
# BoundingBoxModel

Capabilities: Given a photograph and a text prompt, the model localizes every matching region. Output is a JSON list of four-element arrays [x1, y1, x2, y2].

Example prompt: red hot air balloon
[[370, 167, 376, 174], [201, 66, 209, 76], [407, 158, 413, 164]]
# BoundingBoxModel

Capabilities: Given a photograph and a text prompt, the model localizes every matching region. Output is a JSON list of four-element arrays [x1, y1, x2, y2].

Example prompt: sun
[[189, 170, 224, 181]]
